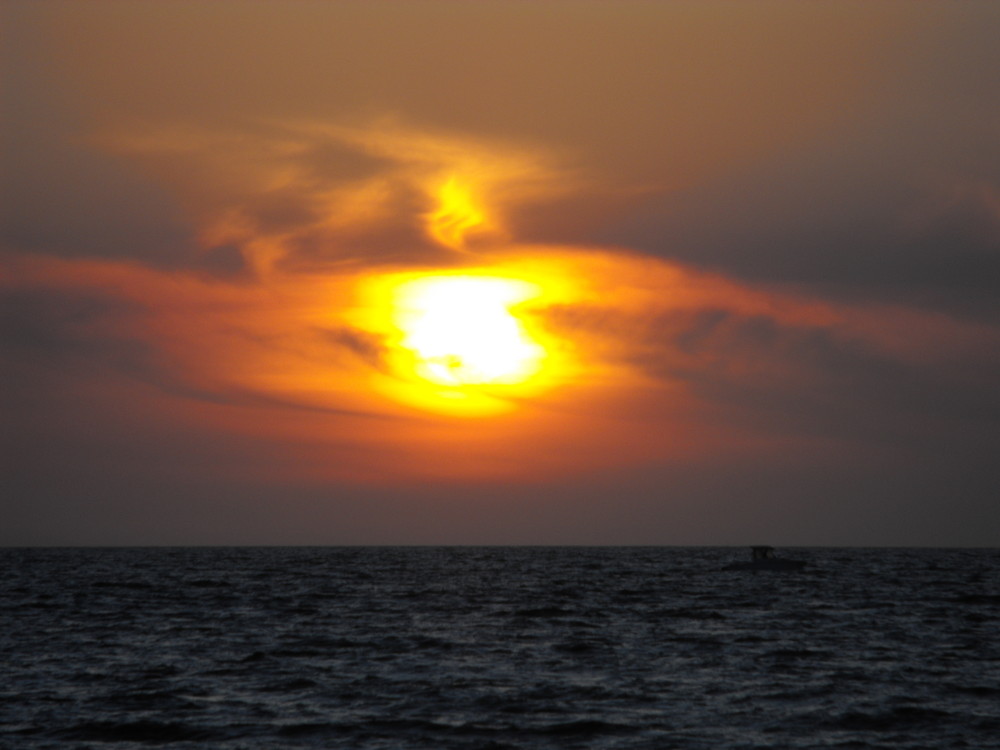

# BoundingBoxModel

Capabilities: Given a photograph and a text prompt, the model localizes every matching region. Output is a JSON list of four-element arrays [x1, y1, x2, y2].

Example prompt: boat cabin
[[723, 545, 805, 571]]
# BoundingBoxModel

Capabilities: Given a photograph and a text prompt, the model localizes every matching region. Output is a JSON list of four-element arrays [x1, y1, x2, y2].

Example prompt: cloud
[[4, 105, 998, 494], [597, 21, 1000, 319], [91, 120, 585, 277], [537, 255, 1000, 463]]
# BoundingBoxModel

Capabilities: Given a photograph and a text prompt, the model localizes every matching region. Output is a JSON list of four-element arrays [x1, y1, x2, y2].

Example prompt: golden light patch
[[426, 177, 490, 250]]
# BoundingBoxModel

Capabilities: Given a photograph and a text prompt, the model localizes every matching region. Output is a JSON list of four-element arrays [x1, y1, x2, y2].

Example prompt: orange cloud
[[7, 120, 997, 488], [100, 121, 584, 275], [9, 225, 994, 488]]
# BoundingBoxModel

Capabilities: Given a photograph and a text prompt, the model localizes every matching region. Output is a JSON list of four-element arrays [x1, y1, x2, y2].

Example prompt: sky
[[2, 1, 999, 546]]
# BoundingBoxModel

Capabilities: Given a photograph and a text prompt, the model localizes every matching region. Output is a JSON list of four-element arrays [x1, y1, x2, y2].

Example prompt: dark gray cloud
[[602, 139, 1000, 318], [544, 298, 1000, 463], [0, 282, 395, 420], [598, 15, 1000, 321], [321, 326, 390, 372], [0, 284, 150, 372]]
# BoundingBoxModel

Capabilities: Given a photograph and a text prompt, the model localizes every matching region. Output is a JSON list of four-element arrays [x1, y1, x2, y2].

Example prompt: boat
[[722, 545, 805, 571]]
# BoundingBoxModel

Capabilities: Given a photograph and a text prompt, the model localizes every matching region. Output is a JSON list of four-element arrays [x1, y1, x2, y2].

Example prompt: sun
[[349, 266, 576, 416], [391, 275, 545, 387]]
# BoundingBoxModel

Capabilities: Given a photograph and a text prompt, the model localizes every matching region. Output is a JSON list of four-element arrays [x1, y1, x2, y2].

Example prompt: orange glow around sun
[[337, 172, 578, 416], [22, 114, 987, 486]]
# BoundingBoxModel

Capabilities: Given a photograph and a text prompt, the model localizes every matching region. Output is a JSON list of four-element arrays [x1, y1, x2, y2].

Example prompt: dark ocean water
[[2, 547, 999, 749]]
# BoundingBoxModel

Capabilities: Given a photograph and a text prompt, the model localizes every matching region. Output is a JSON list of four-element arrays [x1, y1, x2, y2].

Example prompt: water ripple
[[1, 546, 998, 749]]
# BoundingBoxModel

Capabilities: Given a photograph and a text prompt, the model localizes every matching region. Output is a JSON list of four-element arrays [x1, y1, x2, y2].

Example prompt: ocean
[[2, 546, 998, 749]]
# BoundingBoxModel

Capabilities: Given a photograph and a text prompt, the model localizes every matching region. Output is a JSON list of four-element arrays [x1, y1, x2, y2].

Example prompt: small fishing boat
[[723, 545, 805, 571]]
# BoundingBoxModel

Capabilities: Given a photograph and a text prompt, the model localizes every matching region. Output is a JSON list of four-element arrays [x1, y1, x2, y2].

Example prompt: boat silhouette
[[723, 545, 806, 571]]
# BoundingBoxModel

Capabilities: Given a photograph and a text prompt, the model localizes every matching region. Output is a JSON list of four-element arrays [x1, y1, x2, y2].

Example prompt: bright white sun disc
[[392, 276, 545, 387]]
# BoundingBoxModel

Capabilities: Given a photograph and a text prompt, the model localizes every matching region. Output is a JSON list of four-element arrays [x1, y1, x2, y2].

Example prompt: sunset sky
[[3, 1, 999, 546]]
